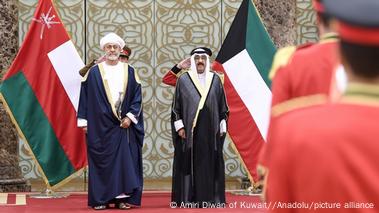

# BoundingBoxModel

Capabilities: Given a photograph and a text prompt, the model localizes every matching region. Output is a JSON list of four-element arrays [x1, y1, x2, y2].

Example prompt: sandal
[[118, 202, 131, 210], [93, 205, 107, 210]]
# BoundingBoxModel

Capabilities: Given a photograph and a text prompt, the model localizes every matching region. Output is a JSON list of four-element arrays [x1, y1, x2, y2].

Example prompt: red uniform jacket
[[270, 34, 340, 107], [265, 83, 379, 212], [162, 64, 181, 86], [259, 34, 341, 170], [162, 62, 224, 86]]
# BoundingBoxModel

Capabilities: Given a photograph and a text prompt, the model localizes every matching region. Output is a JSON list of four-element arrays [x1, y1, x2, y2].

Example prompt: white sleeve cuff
[[174, 120, 184, 132], [77, 118, 87, 127], [126, 112, 138, 124], [220, 119, 227, 134]]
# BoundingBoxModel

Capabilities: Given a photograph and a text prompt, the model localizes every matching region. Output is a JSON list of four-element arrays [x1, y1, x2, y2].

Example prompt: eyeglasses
[[105, 44, 120, 50]]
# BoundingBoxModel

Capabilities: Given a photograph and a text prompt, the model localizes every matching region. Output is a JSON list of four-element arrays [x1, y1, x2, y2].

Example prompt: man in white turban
[[77, 32, 144, 210], [99, 32, 125, 50]]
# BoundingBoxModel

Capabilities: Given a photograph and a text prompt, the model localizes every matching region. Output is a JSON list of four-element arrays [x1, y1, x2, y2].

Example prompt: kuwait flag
[[0, 0, 87, 189], [213, 0, 276, 182]]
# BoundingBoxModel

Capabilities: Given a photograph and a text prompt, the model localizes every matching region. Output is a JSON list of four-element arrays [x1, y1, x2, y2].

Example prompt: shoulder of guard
[[268, 45, 297, 80], [81, 63, 98, 82], [296, 42, 314, 50], [268, 43, 315, 79], [79, 60, 96, 77]]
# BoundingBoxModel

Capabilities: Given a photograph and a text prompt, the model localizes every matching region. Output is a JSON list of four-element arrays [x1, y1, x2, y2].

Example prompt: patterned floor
[[0, 193, 27, 206]]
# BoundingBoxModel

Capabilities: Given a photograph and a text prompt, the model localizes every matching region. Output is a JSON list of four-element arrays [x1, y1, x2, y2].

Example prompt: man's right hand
[[178, 128, 186, 139], [177, 57, 191, 69]]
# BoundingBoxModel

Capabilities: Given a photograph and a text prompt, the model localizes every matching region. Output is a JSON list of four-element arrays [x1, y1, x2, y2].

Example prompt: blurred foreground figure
[[265, 0, 379, 212]]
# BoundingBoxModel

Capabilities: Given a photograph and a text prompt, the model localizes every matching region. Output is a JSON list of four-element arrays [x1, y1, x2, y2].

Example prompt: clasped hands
[[120, 117, 132, 128]]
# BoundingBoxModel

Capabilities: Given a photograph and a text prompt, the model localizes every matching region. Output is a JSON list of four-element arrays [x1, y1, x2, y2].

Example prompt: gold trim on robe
[[188, 71, 214, 130], [98, 62, 129, 121]]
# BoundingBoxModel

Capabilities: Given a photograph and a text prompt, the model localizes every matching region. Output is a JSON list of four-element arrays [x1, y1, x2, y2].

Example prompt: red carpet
[[0, 191, 267, 212]]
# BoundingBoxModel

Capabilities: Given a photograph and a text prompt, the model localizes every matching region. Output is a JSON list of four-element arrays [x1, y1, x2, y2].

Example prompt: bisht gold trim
[[131, 64, 141, 85], [99, 63, 129, 121], [189, 71, 214, 130], [213, 71, 225, 85], [123, 63, 129, 100]]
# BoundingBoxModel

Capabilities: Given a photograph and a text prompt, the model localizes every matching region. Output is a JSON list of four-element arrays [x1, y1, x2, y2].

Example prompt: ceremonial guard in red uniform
[[265, 1, 379, 212], [269, 0, 342, 111], [162, 58, 191, 86], [258, 0, 342, 184]]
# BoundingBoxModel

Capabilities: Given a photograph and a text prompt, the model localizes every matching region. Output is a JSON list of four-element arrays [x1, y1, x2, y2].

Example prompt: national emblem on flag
[[0, 0, 87, 189]]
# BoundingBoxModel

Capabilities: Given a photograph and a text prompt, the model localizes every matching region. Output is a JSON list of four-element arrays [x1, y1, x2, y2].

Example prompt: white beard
[[106, 53, 120, 61]]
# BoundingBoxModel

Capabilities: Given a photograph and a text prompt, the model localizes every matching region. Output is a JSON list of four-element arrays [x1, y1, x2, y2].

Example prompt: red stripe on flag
[[4, 0, 87, 169], [213, 61, 264, 182], [25, 62, 87, 170]]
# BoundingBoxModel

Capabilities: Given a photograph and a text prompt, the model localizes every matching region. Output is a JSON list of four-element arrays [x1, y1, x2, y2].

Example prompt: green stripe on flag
[[0, 72, 75, 186], [245, 2, 276, 88]]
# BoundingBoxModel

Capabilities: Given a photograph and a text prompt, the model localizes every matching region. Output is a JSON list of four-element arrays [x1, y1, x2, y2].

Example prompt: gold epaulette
[[268, 46, 296, 80], [268, 42, 316, 80]]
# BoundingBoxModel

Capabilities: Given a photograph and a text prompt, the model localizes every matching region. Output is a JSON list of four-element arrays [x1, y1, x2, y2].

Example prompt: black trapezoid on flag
[[216, 0, 249, 64]]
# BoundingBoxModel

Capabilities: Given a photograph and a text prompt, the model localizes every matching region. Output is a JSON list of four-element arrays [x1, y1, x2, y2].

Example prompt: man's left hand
[[120, 117, 132, 128]]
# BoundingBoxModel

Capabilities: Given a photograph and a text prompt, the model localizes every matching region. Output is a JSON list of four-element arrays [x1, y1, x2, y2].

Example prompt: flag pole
[[29, 188, 69, 198]]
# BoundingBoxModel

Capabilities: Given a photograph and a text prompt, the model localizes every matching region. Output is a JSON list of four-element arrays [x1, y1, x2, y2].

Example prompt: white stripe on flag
[[48, 41, 85, 112], [223, 49, 271, 140]]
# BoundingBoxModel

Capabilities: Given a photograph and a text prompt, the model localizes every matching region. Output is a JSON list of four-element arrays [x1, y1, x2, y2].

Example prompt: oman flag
[[0, 0, 87, 189], [213, 0, 276, 182]]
